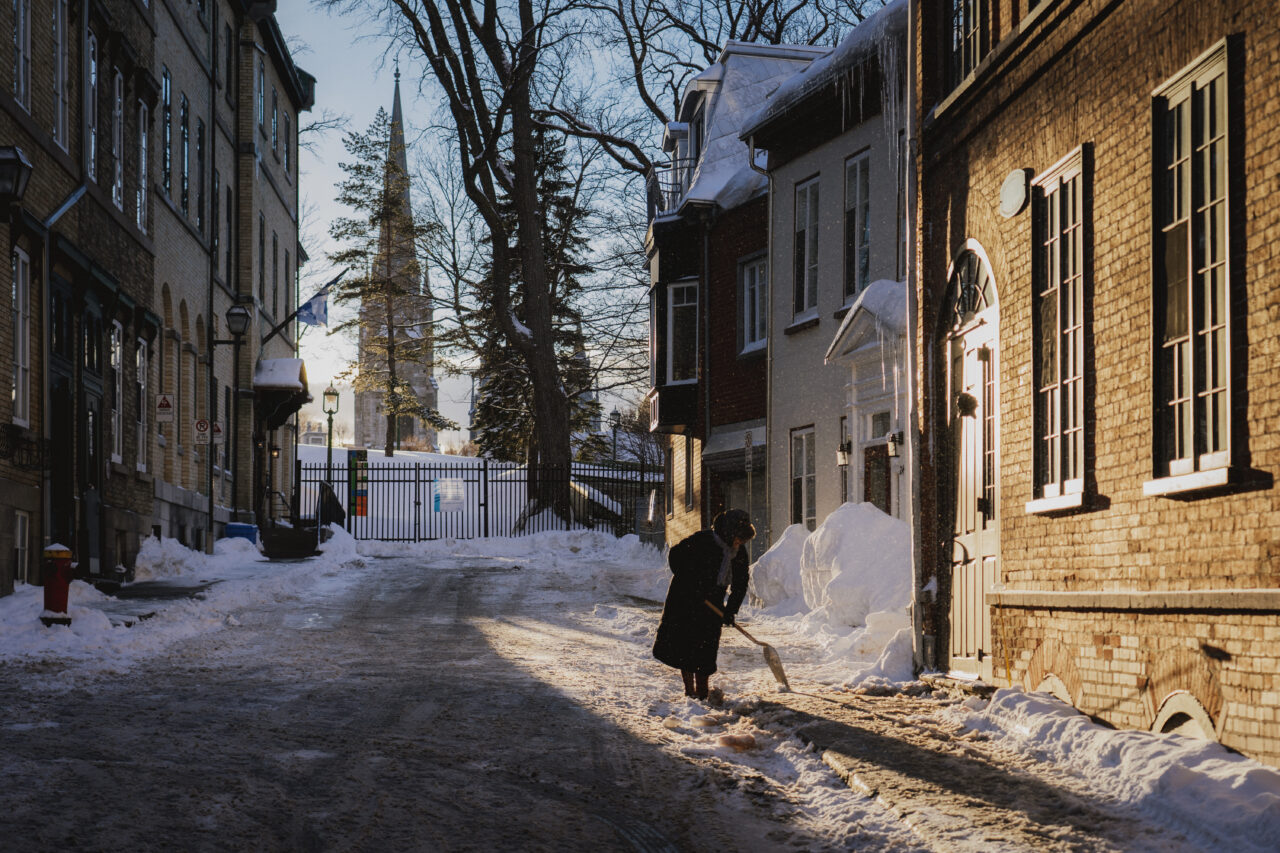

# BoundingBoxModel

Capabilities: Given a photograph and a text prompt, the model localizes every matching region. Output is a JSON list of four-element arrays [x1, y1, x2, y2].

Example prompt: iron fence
[[296, 458, 666, 543]]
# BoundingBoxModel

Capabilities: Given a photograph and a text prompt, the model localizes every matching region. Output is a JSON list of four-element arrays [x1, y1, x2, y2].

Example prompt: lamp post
[[322, 385, 339, 483], [204, 302, 251, 553], [609, 407, 620, 463], [0, 146, 34, 215]]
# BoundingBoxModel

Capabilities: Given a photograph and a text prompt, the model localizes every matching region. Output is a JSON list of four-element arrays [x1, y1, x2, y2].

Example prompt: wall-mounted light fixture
[[835, 440, 852, 467], [886, 431, 904, 458]]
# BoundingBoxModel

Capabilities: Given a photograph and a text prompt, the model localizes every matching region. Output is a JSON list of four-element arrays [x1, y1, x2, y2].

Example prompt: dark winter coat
[[652, 529, 750, 675]]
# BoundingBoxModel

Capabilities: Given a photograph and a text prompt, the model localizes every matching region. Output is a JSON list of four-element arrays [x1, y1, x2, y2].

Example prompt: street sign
[[211, 421, 224, 445], [194, 419, 211, 445], [744, 430, 753, 469], [155, 394, 174, 423]]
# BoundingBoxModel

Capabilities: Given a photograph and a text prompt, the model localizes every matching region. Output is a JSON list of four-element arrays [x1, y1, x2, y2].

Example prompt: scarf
[[712, 532, 737, 588]]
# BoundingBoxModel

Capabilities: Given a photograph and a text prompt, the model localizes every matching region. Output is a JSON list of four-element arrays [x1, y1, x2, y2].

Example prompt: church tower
[[353, 69, 439, 452]]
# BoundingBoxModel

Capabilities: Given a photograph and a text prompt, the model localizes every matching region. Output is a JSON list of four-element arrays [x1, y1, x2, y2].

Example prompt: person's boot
[[694, 673, 709, 700], [681, 671, 697, 697]]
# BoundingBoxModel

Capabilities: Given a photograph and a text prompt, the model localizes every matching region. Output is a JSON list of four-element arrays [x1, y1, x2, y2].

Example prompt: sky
[[276, 0, 475, 448]]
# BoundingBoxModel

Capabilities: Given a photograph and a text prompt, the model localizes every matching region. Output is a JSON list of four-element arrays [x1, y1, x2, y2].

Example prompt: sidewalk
[[743, 687, 1188, 852]]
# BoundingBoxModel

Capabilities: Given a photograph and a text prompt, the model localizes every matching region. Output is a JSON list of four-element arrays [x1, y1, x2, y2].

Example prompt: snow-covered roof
[[253, 358, 308, 392], [824, 278, 907, 364], [667, 42, 828, 213], [740, 0, 907, 140]]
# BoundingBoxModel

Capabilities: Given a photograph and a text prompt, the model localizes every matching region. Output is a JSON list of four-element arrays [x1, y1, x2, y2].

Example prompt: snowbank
[[0, 527, 366, 678], [748, 523, 807, 610], [799, 502, 910, 627], [945, 688, 1280, 853]]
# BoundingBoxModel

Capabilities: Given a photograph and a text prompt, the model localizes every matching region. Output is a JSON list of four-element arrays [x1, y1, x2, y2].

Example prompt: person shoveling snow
[[652, 509, 756, 700]]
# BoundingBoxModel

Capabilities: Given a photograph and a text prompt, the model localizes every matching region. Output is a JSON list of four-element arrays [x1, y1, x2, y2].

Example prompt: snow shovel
[[704, 600, 791, 692]]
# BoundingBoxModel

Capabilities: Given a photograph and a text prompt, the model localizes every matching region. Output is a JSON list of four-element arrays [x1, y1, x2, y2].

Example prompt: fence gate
[[297, 459, 665, 543]]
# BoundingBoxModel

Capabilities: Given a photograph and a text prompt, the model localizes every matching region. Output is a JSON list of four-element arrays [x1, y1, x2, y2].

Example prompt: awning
[[253, 358, 311, 430]]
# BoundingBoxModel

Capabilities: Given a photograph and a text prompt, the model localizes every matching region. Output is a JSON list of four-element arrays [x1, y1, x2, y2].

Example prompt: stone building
[[1, 0, 160, 589], [352, 73, 437, 453], [914, 0, 1280, 764]]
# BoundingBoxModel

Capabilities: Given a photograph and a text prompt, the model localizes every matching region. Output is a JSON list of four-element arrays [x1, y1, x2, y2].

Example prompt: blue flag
[[296, 289, 328, 327]]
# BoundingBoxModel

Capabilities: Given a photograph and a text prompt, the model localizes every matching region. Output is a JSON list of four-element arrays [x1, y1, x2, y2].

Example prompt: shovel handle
[[703, 599, 764, 646]]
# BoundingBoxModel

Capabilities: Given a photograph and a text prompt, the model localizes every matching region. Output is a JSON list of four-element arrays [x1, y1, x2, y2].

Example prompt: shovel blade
[[760, 643, 791, 692]]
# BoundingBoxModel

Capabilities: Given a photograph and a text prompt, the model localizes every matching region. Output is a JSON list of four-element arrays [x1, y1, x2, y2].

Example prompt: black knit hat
[[713, 509, 756, 542]]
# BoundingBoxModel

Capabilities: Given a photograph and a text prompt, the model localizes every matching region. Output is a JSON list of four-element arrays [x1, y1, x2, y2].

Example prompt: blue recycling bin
[[224, 522, 259, 544]]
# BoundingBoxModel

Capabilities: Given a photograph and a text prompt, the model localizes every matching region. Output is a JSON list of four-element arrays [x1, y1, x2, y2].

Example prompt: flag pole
[[261, 268, 347, 346]]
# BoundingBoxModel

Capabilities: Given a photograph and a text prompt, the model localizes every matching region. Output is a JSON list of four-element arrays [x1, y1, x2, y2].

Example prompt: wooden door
[[949, 322, 998, 679]]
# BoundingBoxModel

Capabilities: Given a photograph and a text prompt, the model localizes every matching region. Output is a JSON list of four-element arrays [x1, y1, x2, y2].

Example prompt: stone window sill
[[1142, 467, 1229, 498]]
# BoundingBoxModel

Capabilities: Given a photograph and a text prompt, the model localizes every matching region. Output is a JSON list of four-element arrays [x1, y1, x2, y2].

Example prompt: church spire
[[387, 66, 411, 217]]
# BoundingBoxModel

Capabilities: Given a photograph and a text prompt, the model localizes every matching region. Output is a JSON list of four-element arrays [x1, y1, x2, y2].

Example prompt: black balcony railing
[[646, 157, 696, 220]]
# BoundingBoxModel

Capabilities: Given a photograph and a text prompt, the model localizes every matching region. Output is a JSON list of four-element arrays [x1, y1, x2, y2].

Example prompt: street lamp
[[609, 407, 621, 463], [0, 146, 33, 213], [322, 385, 339, 482], [205, 301, 253, 552]]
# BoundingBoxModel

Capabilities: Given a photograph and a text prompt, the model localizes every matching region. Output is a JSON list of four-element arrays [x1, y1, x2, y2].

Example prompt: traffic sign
[[155, 394, 174, 423], [194, 419, 211, 445], [212, 421, 224, 445]]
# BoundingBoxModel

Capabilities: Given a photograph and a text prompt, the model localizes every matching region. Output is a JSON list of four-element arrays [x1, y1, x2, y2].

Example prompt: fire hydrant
[[40, 544, 73, 627]]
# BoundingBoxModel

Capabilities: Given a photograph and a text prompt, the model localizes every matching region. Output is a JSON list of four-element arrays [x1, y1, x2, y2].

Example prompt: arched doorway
[[944, 242, 999, 679]]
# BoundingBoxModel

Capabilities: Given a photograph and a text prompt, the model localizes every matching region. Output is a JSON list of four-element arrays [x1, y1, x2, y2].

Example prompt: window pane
[[1161, 222, 1188, 343]]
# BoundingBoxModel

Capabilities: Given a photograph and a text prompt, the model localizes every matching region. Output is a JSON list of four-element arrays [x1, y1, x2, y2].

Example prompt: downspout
[[747, 135, 772, 549], [701, 209, 711, 528], [205, 3, 219, 553], [39, 185, 87, 548], [905, 0, 927, 672]]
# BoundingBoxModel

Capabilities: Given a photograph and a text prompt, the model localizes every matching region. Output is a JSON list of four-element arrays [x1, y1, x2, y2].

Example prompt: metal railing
[[646, 158, 697, 220], [296, 459, 666, 543]]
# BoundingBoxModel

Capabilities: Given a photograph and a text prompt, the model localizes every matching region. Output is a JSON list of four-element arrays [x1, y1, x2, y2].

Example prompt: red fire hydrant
[[40, 544, 73, 627]]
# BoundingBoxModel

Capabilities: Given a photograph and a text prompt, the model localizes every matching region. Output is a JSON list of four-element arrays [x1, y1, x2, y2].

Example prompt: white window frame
[[1146, 41, 1230, 495], [161, 69, 171, 196], [1031, 146, 1085, 504], [180, 94, 189, 216], [12, 0, 30, 110], [11, 247, 31, 426], [52, 0, 69, 147], [112, 70, 125, 210], [137, 102, 149, 231], [110, 321, 123, 462], [14, 509, 30, 584], [739, 254, 767, 353], [136, 338, 148, 472], [683, 433, 694, 511], [793, 177, 819, 316], [844, 151, 871, 302], [86, 32, 99, 181], [666, 280, 698, 386], [790, 426, 816, 531]]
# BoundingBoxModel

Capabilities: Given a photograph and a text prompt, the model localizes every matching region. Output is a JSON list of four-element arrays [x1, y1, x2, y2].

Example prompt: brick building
[[915, 0, 1280, 763], [646, 42, 825, 552], [1, 0, 313, 595], [2, 0, 160, 588], [150, 0, 313, 546]]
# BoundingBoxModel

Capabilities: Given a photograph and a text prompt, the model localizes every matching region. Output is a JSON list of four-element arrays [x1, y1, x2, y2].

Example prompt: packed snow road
[[0, 553, 916, 852]]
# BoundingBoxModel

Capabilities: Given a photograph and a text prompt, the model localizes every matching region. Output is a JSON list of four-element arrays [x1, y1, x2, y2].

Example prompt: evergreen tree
[[471, 131, 599, 462], [328, 108, 454, 454]]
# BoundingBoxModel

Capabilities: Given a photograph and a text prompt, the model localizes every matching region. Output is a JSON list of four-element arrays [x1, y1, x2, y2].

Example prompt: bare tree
[[327, 0, 582, 516]]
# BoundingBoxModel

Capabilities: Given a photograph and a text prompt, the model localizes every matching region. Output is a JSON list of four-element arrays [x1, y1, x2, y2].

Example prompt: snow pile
[[798, 502, 910, 628], [748, 523, 807, 609], [0, 528, 366, 678], [945, 688, 1280, 853]]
